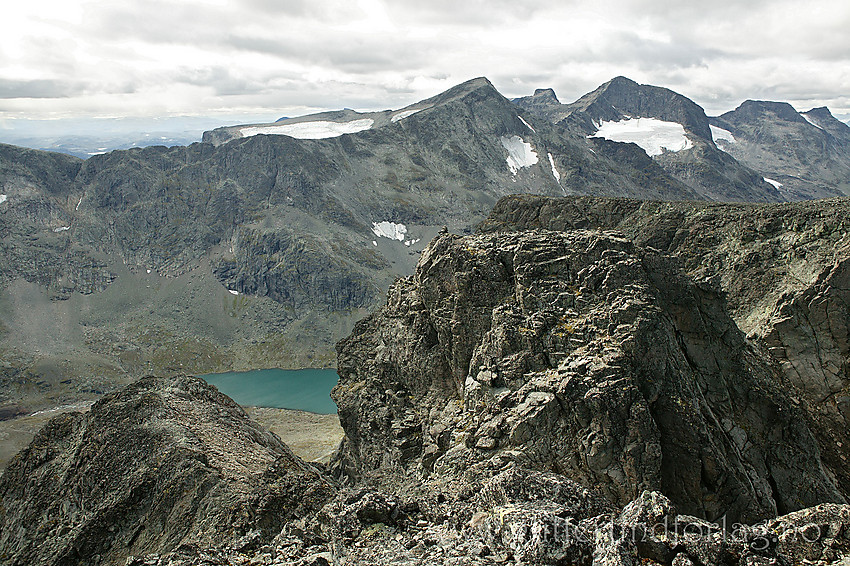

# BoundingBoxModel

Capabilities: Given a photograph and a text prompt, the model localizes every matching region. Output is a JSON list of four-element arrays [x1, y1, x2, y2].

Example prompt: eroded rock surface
[[333, 229, 844, 523], [481, 194, 850, 497]]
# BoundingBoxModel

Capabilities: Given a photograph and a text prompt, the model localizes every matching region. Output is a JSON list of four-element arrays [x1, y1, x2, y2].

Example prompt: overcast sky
[[2, 0, 849, 125]]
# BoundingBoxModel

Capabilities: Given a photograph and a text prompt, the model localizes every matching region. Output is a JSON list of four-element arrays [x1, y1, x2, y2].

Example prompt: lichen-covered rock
[[0, 376, 336, 566], [333, 229, 845, 524]]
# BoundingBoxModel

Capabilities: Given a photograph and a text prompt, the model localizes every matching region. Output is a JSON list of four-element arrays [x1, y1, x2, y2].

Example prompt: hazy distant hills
[[2, 75, 849, 417], [0, 115, 280, 159]]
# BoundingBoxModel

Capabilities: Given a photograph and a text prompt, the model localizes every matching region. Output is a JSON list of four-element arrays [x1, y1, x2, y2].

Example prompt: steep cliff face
[[333, 229, 844, 523], [0, 376, 335, 566], [213, 225, 382, 313], [480, 195, 850, 496]]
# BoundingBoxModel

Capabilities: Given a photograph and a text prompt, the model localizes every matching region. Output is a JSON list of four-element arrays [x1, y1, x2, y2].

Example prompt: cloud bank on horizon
[[1, 0, 848, 123]]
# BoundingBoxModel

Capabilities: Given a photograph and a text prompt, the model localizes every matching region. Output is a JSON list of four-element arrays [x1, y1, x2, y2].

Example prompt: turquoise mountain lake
[[201, 368, 339, 414]]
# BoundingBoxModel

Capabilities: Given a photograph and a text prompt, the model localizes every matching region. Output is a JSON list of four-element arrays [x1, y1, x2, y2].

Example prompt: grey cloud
[[173, 67, 259, 97], [0, 79, 87, 99], [3, 0, 849, 123], [586, 32, 726, 71], [241, 0, 362, 21], [226, 33, 436, 74]]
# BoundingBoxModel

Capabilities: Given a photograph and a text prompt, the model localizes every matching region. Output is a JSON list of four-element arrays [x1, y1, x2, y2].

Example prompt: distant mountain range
[[1, 75, 849, 420], [0, 115, 280, 159]]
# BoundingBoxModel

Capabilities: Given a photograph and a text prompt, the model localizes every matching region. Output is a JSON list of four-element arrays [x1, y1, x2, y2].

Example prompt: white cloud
[[0, 0, 848, 122]]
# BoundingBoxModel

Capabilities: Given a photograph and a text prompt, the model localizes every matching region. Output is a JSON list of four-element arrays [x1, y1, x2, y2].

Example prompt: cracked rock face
[[333, 229, 845, 524], [480, 194, 850, 499], [0, 376, 335, 566]]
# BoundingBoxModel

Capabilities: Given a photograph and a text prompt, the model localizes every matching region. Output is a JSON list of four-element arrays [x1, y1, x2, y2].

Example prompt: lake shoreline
[[201, 368, 340, 414]]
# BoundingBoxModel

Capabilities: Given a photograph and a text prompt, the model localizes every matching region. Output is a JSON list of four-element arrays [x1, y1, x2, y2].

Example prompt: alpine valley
[[1, 76, 850, 565]]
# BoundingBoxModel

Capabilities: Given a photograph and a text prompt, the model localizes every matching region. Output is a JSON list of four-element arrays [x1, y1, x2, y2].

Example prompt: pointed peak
[[421, 76, 505, 107], [804, 106, 850, 135], [805, 106, 835, 120], [450, 76, 496, 92], [605, 76, 640, 88]]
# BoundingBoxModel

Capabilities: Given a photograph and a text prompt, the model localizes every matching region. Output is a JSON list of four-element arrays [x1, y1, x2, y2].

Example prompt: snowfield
[[240, 119, 374, 139], [710, 125, 737, 145], [500, 135, 539, 174], [372, 221, 407, 241], [591, 117, 693, 156], [0, 194, 7, 205], [764, 177, 783, 189]]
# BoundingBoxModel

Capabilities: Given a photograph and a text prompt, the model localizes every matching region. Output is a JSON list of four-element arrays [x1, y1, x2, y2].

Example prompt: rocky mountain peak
[[723, 99, 807, 125], [333, 226, 844, 524], [532, 87, 559, 103], [714, 100, 850, 199], [412, 77, 509, 114], [571, 76, 712, 141], [805, 106, 850, 137]]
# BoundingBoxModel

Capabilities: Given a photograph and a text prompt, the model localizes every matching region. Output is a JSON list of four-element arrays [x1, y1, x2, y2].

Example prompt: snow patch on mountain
[[500, 135, 539, 175], [391, 109, 424, 123], [240, 119, 374, 139], [764, 177, 783, 188], [802, 115, 824, 130], [710, 125, 737, 145], [590, 118, 693, 157], [0, 194, 7, 205], [518, 116, 535, 132], [548, 153, 560, 182], [372, 221, 407, 241]]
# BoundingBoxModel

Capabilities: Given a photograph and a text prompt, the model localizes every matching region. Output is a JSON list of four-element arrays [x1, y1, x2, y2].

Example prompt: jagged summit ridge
[[712, 97, 850, 199], [203, 76, 502, 146], [514, 76, 783, 202]]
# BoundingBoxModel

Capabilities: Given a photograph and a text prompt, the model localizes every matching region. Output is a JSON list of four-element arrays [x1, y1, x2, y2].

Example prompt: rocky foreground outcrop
[[480, 195, 850, 499], [333, 229, 845, 524], [0, 376, 335, 566]]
